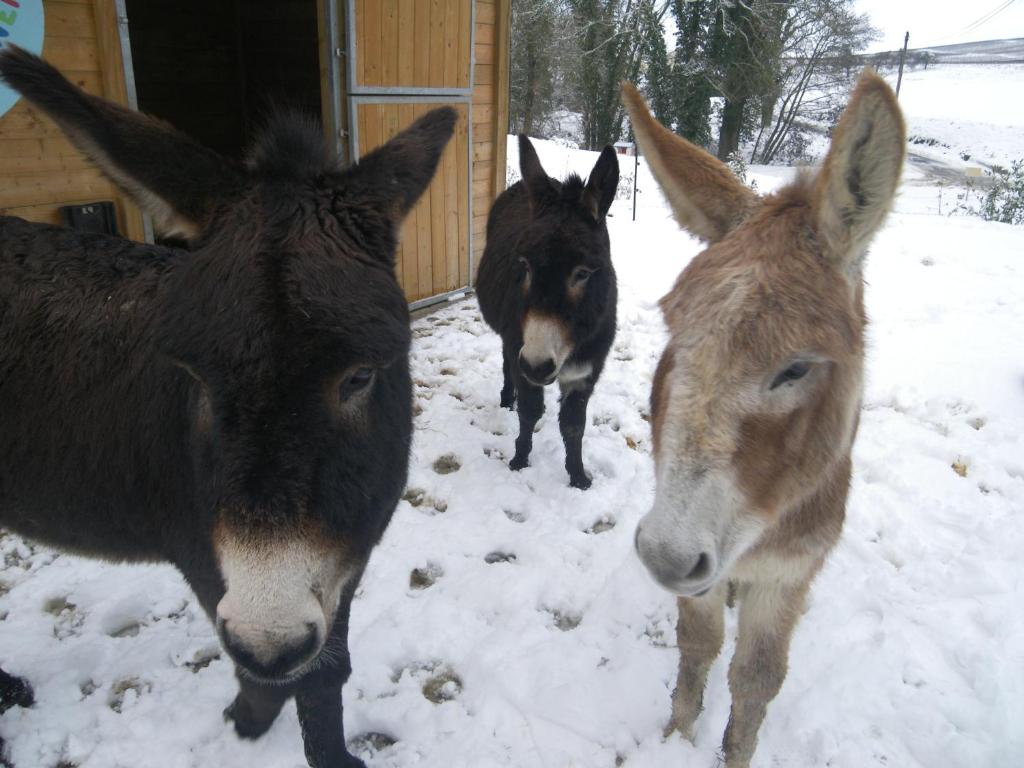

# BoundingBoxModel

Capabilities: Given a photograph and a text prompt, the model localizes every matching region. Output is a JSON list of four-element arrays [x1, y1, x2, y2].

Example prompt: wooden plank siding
[[354, 0, 471, 91], [355, 101, 469, 303], [0, 1, 145, 240], [469, 0, 509, 276]]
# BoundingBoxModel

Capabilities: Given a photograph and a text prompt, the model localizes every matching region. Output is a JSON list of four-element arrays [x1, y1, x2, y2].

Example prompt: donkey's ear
[[0, 46, 245, 239], [582, 146, 620, 221], [620, 82, 755, 243], [813, 69, 905, 277], [346, 106, 457, 224], [518, 135, 555, 210]]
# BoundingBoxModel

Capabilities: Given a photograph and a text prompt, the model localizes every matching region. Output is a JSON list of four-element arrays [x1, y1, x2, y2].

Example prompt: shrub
[[979, 160, 1024, 226]]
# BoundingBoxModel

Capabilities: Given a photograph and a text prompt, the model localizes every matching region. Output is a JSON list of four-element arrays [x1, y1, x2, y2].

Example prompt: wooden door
[[346, 0, 473, 306]]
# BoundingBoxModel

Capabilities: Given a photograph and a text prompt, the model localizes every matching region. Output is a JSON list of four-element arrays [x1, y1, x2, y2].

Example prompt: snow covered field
[[3, 75, 1024, 768]]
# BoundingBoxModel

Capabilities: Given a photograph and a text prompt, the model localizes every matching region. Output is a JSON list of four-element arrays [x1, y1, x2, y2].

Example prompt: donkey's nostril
[[685, 552, 712, 582]]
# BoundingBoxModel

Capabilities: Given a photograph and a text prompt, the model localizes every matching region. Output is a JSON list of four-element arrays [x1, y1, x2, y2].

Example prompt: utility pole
[[896, 31, 910, 98]]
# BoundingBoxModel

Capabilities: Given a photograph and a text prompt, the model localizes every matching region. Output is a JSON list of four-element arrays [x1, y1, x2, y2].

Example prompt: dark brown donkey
[[476, 136, 619, 489], [624, 71, 905, 766], [0, 47, 454, 768]]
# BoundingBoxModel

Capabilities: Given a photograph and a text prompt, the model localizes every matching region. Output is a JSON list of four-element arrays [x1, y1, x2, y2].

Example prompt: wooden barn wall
[[358, 101, 470, 303], [354, 0, 472, 91], [471, 0, 509, 277], [351, 0, 509, 304], [0, 1, 144, 240]]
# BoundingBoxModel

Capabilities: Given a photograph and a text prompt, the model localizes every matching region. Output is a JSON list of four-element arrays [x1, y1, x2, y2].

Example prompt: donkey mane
[[559, 173, 586, 201], [245, 110, 337, 181]]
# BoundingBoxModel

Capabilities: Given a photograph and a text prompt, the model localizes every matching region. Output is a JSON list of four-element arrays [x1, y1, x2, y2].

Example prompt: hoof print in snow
[[593, 414, 620, 431], [45, 597, 84, 641], [642, 624, 670, 648], [586, 519, 616, 535], [422, 668, 463, 704], [625, 436, 638, 450], [484, 551, 516, 564], [546, 608, 582, 632], [952, 459, 968, 477], [410, 563, 444, 590], [504, 509, 527, 523], [0, 582, 8, 598], [185, 648, 221, 673], [484, 446, 507, 461], [79, 680, 98, 700], [402, 488, 447, 516], [108, 621, 142, 639], [403, 488, 427, 507], [43, 595, 74, 616], [433, 454, 461, 474], [413, 402, 424, 418], [969, 416, 985, 430], [108, 678, 151, 713], [921, 256, 934, 266], [440, 367, 457, 376], [350, 732, 397, 757]]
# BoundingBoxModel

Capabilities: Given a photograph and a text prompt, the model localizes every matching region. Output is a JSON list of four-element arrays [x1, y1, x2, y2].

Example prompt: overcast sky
[[854, 0, 1024, 51]]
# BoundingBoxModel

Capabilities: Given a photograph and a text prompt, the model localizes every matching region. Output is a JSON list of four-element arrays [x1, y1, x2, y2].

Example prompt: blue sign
[[0, 0, 45, 119]]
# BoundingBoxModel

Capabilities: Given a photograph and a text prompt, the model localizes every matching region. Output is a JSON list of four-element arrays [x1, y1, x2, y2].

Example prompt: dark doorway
[[125, 0, 323, 161]]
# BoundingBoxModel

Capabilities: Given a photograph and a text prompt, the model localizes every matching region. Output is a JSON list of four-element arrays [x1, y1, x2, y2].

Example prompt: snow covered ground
[[3, 81, 1024, 768]]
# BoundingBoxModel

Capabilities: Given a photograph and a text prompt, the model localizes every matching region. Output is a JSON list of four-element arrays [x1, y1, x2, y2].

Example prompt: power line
[[918, 0, 1019, 48], [961, 0, 1017, 36]]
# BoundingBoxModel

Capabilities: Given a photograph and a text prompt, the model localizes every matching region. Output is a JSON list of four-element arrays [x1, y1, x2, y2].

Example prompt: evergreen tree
[[509, 0, 559, 135], [638, 0, 672, 126], [668, 0, 715, 146]]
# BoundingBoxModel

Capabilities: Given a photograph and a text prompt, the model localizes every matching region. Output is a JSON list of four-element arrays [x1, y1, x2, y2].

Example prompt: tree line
[[509, 0, 878, 164]]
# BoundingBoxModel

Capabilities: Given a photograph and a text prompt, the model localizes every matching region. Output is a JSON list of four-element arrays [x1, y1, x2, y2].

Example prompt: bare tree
[[754, 0, 877, 164]]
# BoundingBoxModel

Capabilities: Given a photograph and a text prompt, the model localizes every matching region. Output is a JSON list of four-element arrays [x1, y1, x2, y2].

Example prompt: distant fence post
[[632, 147, 639, 222]]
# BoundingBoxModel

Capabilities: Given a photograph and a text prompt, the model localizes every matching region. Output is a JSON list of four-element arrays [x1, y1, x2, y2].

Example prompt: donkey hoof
[[223, 697, 275, 740], [500, 392, 516, 410], [0, 672, 34, 714], [509, 455, 529, 471], [569, 473, 592, 490]]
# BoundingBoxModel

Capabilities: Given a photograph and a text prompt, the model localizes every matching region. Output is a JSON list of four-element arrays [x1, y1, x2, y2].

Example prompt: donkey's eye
[[770, 361, 811, 390], [339, 367, 375, 402], [571, 266, 594, 286]]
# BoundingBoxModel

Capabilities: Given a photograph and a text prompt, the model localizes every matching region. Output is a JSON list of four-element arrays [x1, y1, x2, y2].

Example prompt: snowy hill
[[914, 37, 1024, 64]]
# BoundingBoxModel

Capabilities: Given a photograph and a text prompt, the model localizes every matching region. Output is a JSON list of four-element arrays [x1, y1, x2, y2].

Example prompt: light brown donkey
[[623, 71, 905, 766]]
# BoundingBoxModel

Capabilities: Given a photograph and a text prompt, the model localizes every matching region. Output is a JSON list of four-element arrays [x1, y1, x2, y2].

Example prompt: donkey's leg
[[500, 342, 517, 410], [0, 668, 34, 715], [509, 379, 544, 471], [0, 666, 35, 759], [295, 587, 364, 768], [721, 576, 814, 768], [557, 382, 594, 489], [224, 675, 294, 739], [665, 584, 726, 740]]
